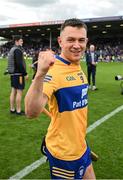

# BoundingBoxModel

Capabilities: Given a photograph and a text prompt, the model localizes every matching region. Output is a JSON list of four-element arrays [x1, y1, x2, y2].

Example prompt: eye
[[67, 38, 75, 42], [79, 39, 86, 43]]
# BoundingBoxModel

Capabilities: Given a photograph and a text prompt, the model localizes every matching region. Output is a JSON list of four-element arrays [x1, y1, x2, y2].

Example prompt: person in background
[[86, 44, 98, 90], [31, 50, 39, 79], [25, 18, 96, 179], [8, 35, 28, 115]]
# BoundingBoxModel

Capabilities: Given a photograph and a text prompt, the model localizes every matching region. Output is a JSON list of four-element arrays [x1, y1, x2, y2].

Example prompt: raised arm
[[25, 51, 55, 118]]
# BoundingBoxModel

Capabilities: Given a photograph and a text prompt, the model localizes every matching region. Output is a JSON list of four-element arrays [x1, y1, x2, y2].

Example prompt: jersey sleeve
[[43, 67, 58, 99]]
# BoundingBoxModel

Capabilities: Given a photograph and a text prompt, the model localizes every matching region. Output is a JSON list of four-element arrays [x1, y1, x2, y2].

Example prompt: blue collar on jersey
[[55, 55, 71, 65]]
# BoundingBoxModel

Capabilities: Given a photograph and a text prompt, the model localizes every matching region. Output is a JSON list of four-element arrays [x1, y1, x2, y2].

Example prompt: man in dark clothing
[[86, 44, 98, 90], [31, 50, 39, 79], [8, 35, 28, 115]]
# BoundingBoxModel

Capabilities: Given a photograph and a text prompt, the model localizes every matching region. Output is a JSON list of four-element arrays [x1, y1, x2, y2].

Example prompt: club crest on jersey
[[66, 76, 76, 81], [77, 72, 84, 83], [44, 75, 52, 82]]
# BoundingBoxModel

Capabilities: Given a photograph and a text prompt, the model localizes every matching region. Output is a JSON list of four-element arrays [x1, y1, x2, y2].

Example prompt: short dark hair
[[13, 35, 23, 42], [60, 18, 87, 33]]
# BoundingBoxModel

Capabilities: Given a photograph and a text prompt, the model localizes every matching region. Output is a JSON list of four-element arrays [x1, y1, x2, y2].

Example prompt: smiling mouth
[[72, 51, 81, 55], [71, 49, 81, 52]]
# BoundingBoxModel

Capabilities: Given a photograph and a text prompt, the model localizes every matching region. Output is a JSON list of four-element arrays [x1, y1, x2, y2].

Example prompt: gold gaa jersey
[[43, 55, 88, 161]]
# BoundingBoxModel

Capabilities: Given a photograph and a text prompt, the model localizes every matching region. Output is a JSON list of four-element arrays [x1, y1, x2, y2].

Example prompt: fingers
[[35, 50, 56, 76], [38, 50, 55, 59], [38, 50, 55, 67]]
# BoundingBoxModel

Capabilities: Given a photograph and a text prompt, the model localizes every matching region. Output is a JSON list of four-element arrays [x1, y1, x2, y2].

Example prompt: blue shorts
[[45, 146, 92, 179], [10, 75, 25, 90]]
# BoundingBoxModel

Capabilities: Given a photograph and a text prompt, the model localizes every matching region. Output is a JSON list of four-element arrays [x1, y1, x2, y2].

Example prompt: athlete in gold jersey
[[25, 18, 96, 179]]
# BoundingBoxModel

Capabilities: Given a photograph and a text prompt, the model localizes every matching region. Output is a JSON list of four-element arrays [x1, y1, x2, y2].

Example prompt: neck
[[60, 53, 80, 65]]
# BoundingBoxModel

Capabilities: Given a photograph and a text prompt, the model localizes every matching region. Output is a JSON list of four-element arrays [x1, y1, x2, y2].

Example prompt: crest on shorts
[[78, 166, 84, 178]]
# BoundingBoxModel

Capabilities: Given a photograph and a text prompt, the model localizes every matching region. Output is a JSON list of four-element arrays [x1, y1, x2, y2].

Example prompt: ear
[[57, 36, 62, 48], [86, 38, 88, 45]]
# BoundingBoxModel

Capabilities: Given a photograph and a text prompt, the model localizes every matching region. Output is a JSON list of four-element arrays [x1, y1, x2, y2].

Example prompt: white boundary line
[[9, 105, 123, 179], [9, 156, 47, 180], [87, 105, 123, 133]]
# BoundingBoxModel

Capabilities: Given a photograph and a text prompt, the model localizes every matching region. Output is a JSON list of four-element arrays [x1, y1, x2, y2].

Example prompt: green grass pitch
[[0, 58, 123, 179]]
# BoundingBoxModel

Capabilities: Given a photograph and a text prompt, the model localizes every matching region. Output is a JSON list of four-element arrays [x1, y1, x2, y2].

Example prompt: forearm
[[25, 50, 55, 118], [25, 74, 45, 118]]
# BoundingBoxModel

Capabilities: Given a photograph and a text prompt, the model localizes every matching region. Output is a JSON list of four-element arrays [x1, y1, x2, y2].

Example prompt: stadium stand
[[0, 16, 123, 61]]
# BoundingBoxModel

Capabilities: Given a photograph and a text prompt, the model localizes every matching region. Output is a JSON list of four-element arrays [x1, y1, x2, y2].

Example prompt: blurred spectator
[[31, 50, 39, 79], [86, 44, 98, 90], [8, 35, 28, 115]]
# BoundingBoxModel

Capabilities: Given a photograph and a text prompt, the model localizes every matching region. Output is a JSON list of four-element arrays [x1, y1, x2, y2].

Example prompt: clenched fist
[[36, 51, 55, 77]]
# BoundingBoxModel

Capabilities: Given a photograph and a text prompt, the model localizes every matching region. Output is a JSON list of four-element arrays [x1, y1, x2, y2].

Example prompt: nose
[[72, 41, 80, 49]]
